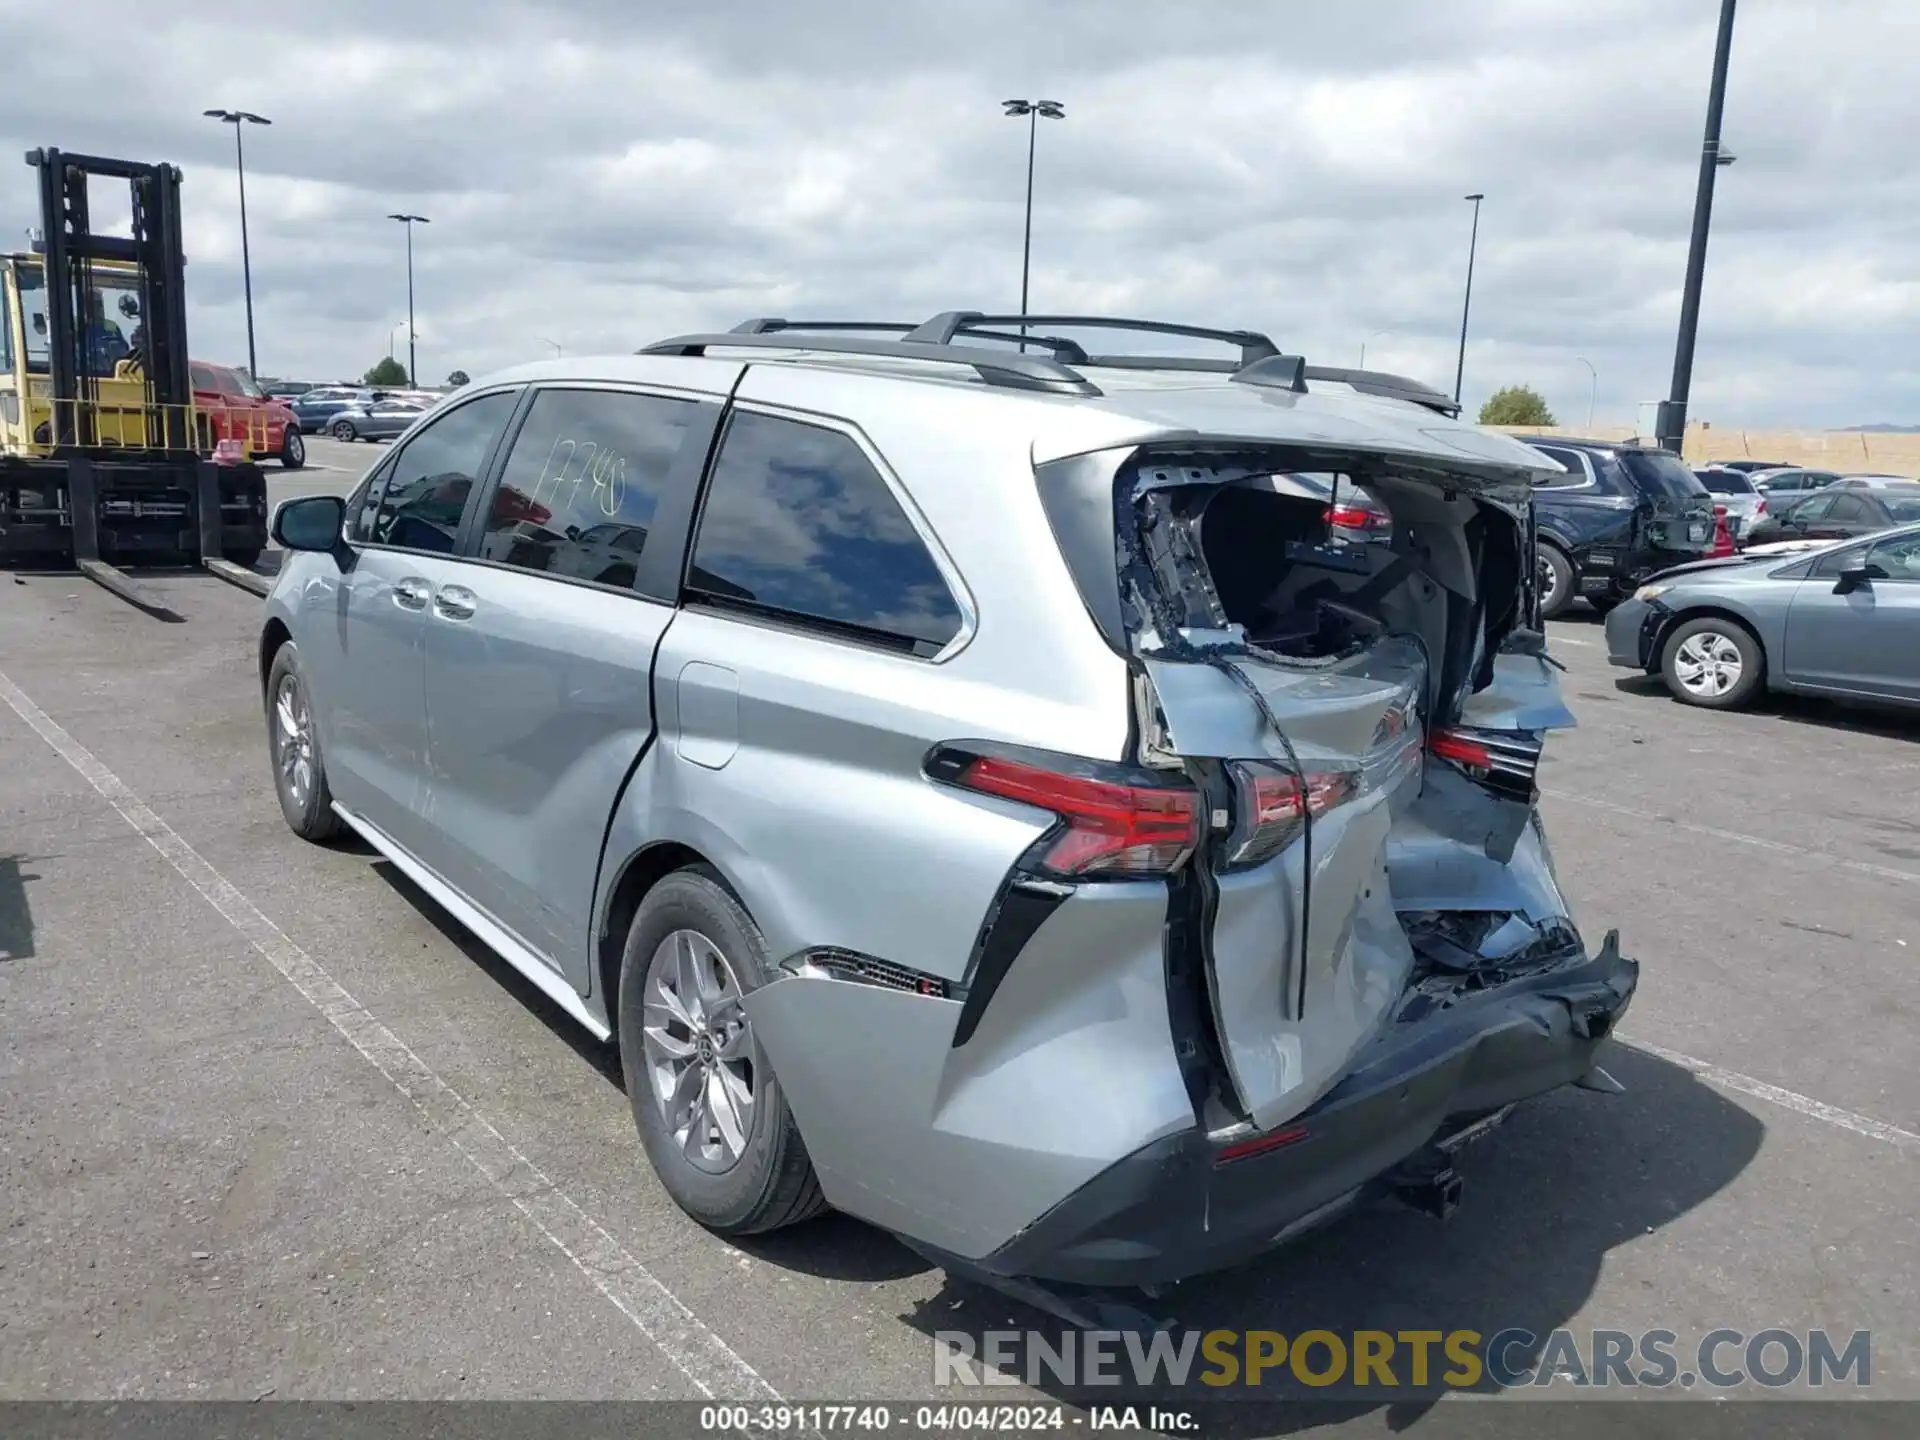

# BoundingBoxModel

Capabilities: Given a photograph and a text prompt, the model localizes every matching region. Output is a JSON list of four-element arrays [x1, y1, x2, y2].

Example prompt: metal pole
[[404, 223, 417, 386], [1454, 194, 1483, 407], [234, 123, 258, 380], [1658, 0, 1739, 454], [1019, 108, 1036, 349], [1577, 357, 1597, 430]]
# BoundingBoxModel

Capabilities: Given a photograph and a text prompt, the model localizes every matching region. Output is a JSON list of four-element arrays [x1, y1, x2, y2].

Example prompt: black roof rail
[[908, 312, 1281, 368], [735, 317, 1100, 363], [1302, 365, 1461, 417], [640, 330, 1102, 397]]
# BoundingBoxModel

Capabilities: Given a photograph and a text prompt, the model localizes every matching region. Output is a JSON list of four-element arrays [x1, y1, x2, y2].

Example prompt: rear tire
[[1660, 616, 1764, 710], [1536, 543, 1576, 620], [280, 426, 307, 470], [617, 868, 827, 1236], [265, 642, 342, 842], [330, 419, 357, 442]]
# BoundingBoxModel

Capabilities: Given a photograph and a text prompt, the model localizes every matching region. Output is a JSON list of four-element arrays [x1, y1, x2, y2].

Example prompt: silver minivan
[[261, 315, 1636, 1303]]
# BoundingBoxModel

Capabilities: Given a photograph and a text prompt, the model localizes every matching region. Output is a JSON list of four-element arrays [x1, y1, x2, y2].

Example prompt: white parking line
[[0, 666, 782, 1404], [1621, 1037, 1919, 1152], [1546, 789, 1920, 886], [1550, 635, 1593, 646]]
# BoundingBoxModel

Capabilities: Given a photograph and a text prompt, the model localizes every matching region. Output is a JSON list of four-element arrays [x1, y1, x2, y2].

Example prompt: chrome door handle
[[394, 577, 431, 610], [432, 584, 477, 620]]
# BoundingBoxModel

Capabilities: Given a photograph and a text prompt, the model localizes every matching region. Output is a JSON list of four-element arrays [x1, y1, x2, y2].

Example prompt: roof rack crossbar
[[639, 331, 1102, 397], [908, 312, 1281, 367]]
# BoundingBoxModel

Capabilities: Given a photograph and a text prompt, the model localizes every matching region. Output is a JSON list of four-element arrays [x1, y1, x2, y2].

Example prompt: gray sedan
[[1604, 521, 1920, 710], [326, 398, 428, 442]]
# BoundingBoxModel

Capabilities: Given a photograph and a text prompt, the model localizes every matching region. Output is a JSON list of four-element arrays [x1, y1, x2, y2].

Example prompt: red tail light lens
[[955, 754, 1201, 877], [1215, 1125, 1309, 1166], [1326, 502, 1378, 529], [1224, 761, 1358, 869], [1429, 731, 1494, 769]]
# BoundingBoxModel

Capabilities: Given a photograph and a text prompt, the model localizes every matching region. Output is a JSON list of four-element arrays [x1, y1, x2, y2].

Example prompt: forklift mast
[[28, 147, 194, 451]]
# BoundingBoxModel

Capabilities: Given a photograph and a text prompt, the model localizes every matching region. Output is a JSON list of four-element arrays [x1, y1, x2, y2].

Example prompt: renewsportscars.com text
[[933, 1326, 1872, 1393]]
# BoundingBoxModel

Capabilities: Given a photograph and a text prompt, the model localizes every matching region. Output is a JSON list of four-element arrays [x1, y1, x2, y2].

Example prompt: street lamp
[[1454, 193, 1484, 408], [1575, 356, 1597, 430], [1360, 328, 1395, 369], [1657, 0, 1740, 455], [389, 322, 408, 362], [539, 337, 562, 358], [203, 108, 270, 379], [386, 213, 430, 385], [1002, 99, 1065, 349]]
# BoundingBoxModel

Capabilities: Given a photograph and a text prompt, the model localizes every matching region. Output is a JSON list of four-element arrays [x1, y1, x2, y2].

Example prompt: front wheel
[[617, 868, 827, 1236], [1661, 616, 1764, 710], [279, 426, 307, 470], [266, 642, 342, 841]]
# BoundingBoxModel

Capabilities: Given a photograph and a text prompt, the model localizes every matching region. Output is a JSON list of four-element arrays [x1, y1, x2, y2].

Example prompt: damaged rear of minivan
[[974, 431, 1638, 1289]]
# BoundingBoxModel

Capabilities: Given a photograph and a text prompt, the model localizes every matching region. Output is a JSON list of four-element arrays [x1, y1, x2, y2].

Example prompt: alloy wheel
[[1672, 631, 1744, 698], [641, 928, 757, 1175], [273, 671, 316, 809]]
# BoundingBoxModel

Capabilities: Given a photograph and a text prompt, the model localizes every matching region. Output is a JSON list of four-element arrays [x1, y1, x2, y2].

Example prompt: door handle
[[433, 584, 478, 621], [393, 576, 431, 610]]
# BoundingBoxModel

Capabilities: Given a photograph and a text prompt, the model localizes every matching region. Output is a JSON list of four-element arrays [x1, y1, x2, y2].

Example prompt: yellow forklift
[[1, 147, 269, 616]]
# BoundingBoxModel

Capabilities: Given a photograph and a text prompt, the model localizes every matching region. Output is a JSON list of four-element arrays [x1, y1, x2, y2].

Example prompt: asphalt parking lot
[[2, 441, 1915, 1429]]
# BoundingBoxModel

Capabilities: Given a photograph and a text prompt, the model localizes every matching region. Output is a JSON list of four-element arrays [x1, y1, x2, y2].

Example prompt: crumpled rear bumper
[[980, 934, 1639, 1288]]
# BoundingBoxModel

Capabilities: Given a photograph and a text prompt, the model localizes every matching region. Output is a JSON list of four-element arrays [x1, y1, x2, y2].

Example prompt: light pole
[[1657, 0, 1739, 455], [1454, 193, 1484, 408], [389, 322, 407, 362], [203, 109, 270, 379], [1360, 328, 1395, 369], [539, 337, 562, 358], [1002, 99, 1065, 348], [386, 213, 430, 384], [1576, 356, 1597, 430]]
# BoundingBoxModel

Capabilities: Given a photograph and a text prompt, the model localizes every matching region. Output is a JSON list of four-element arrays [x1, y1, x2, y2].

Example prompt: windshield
[[16, 261, 145, 376], [1619, 448, 1709, 499], [1697, 470, 1754, 495], [231, 370, 266, 399]]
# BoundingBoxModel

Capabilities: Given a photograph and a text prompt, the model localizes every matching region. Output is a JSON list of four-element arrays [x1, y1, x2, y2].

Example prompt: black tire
[[1586, 593, 1621, 618], [1536, 543, 1576, 620], [617, 868, 827, 1236], [264, 642, 342, 841], [330, 419, 357, 441], [280, 426, 307, 470], [1660, 615, 1764, 710]]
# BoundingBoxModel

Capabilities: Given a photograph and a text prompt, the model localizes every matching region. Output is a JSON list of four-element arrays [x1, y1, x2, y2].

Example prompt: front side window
[[478, 387, 698, 586], [1864, 531, 1920, 580], [687, 410, 964, 655], [1823, 495, 1874, 525], [1787, 494, 1835, 524], [349, 390, 516, 552]]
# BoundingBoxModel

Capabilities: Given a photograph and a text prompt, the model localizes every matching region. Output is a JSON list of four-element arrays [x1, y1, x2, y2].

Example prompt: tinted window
[[688, 410, 964, 654], [1823, 495, 1875, 524], [1618, 449, 1708, 499], [1697, 470, 1753, 495], [349, 390, 516, 552], [1786, 494, 1835, 523], [1882, 497, 1920, 524], [1529, 447, 1589, 488], [478, 388, 698, 585], [1864, 531, 1920, 580]]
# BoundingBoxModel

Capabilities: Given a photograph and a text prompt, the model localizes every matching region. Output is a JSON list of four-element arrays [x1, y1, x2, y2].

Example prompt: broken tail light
[[1223, 761, 1359, 869], [928, 747, 1202, 877], [1429, 726, 1541, 802]]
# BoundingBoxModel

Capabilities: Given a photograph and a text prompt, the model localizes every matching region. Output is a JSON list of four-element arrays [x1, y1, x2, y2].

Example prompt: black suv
[[1525, 438, 1718, 618]]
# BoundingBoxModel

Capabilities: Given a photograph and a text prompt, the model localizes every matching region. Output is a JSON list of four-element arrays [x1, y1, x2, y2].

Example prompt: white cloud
[[2, 0, 1915, 425]]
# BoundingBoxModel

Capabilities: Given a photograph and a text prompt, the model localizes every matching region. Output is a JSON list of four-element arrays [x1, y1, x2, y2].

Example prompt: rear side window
[[349, 390, 516, 552], [1618, 449, 1709, 499], [478, 388, 698, 586], [687, 410, 964, 656], [1529, 447, 1590, 487]]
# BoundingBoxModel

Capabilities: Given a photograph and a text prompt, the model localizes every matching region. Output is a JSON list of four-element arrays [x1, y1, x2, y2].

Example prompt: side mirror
[[272, 494, 347, 553], [1833, 562, 1874, 595]]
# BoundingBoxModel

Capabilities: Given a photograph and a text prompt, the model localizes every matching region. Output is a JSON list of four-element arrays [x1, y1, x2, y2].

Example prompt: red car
[[191, 360, 306, 469]]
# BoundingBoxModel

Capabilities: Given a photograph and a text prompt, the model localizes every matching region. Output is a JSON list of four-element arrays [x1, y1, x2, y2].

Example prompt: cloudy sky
[[4, 0, 1914, 428]]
